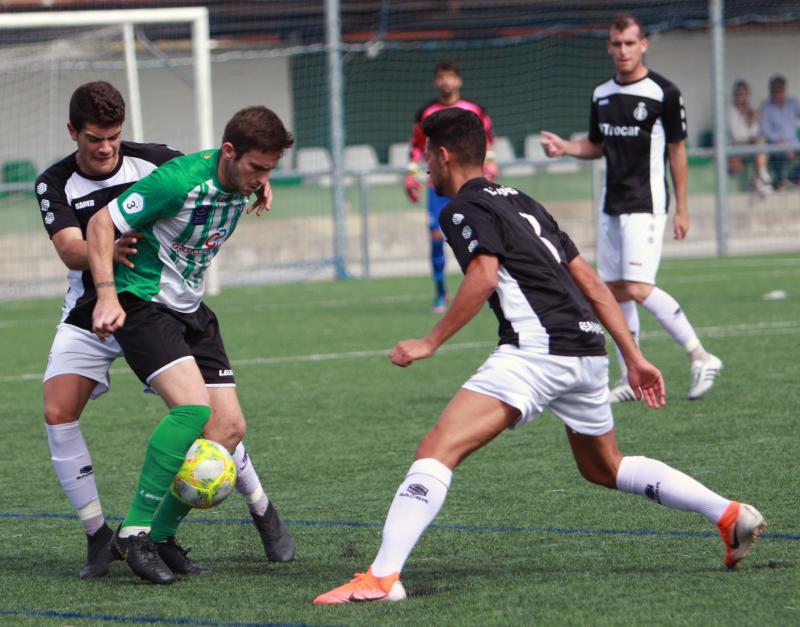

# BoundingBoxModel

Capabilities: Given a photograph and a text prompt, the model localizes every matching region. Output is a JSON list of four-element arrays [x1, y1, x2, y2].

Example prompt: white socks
[[641, 288, 706, 360], [614, 300, 640, 376], [232, 442, 269, 516], [616, 456, 730, 524], [46, 422, 104, 536], [371, 458, 453, 577]]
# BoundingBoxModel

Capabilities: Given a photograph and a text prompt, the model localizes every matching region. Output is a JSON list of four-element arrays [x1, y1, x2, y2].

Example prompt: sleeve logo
[[468, 239, 478, 253], [452, 213, 464, 225], [44, 211, 55, 224], [40, 199, 49, 212], [36, 182, 47, 195], [123, 192, 145, 214], [462, 225, 472, 239]]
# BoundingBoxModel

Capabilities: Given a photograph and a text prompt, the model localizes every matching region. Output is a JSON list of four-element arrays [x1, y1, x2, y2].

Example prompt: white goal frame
[[0, 7, 220, 293]]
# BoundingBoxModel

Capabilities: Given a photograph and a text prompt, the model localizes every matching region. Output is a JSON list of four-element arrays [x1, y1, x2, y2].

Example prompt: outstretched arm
[[568, 254, 666, 408], [87, 207, 126, 339], [390, 253, 498, 367], [540, 131, 603, 159]]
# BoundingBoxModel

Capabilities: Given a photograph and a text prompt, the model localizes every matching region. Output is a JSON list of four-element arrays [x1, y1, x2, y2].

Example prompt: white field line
[[2, 320, 799, 384]]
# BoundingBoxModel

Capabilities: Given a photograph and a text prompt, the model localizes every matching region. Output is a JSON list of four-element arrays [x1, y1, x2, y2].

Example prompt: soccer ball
[[171, 439, 237, 509]]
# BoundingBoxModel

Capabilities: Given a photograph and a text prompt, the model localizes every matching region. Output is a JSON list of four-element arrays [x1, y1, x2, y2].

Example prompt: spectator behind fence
[[728, 80, 772, 195], [759, 74, 800, 189]]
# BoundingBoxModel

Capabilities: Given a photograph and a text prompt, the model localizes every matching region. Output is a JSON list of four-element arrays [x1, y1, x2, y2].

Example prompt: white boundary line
[[2, 320, 798, 384]]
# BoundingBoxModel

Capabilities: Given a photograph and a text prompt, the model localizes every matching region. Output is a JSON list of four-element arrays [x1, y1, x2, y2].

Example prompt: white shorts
[[462, 344, 614, 436], [44, 323, 123, 399], [597, 212, 667, 284]]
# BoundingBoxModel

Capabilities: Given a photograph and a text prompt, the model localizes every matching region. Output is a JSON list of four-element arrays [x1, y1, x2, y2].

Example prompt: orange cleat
[[717, 501, 767, 569], [313, 567, 406, 604]]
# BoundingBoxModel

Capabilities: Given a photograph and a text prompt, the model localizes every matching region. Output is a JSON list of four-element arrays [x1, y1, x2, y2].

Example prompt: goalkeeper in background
[[404, 60, 496, 313]]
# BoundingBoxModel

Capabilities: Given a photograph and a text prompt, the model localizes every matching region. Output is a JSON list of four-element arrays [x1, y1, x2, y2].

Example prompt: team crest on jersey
[[452, 213, 464, 225], [191, 204, 212, 225], [122, 192, 144, 214], [633, 101, 648, 121], [462, 225, 472, 239], [40, 199, 49, 212], [45, 211, 55, 224], [36, 182, 47, 195]]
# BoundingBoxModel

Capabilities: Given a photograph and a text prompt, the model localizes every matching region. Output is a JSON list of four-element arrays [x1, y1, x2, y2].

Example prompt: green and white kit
[[108, 149, 246, 312]]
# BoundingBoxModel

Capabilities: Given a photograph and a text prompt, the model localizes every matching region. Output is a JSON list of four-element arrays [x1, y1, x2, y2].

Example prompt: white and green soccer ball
[[171, 438, 237, 509]]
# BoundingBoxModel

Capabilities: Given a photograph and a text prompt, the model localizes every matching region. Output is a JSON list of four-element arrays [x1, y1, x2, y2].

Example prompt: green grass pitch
[[0, 253, 798, 626]]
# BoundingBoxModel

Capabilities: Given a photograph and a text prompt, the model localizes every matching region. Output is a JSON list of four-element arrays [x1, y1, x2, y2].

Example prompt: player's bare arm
[[568, 254, 666, 408], [540, 131, 603, 159], [390, 253, 499, 367], [87, 207, 126, 339], [668, 140, 690, 239], [51, 226, 140, 271]]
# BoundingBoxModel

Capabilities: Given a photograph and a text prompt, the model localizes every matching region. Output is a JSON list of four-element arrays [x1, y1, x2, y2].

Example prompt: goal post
[[0, 7, 219, 297]]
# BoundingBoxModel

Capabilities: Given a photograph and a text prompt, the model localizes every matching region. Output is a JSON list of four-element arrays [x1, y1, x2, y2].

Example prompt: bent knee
[[203, 411, 246, 451], [44, 403, 81, 426]]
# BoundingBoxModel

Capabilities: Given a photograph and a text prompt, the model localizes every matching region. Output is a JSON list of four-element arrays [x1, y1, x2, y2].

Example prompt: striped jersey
[[107, 149, 247, 313], [440, 178, 606, 357], [588, 71, 687, 216], [35, 141, 182, 321]]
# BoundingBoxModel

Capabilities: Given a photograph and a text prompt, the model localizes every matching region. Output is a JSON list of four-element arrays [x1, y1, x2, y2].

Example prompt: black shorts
[[111, 292, 235, 387]]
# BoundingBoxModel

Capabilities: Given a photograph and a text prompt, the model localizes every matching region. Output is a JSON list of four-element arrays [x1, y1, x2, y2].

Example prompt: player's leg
[[43, 323, 122, 578], [314, 389, 519, 604], [567, 428, 766, 569], [596, 214, 638, 403], [428, 187, 450, 313], [208, 388, 296, 562], [619, 213, 722, 399]]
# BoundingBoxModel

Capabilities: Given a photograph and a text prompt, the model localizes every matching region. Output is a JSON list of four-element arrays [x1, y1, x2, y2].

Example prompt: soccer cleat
[[609, 377, 637, 403], [717, 501, 767, 569], [124, 531, 176, 584], [79, 522, 120, 579], [156, 537, 211, 575], [251, 502, 296, 562], [688, 354, 723, 400], [313, 567, 406, 604], [432, 293, 448, 314]]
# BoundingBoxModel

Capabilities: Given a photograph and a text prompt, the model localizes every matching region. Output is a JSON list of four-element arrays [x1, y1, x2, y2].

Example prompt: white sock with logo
[[232, 442, 269, 516], [46, 422, 104, 536], [614, 299, 640, 379], [641, 288, 708, 361], [615, 456, 730, 524], [371, 458, 453, 577]]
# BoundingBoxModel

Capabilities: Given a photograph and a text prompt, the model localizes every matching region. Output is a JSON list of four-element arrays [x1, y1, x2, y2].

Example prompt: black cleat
[[79, 522, 120, 579], [156, 537, 211, 575], [251, 502, 296, 562], [125, 531, 176, 584]]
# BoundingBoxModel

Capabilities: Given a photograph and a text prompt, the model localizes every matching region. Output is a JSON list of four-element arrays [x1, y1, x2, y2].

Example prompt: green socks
[[121, 404, 211, 530]]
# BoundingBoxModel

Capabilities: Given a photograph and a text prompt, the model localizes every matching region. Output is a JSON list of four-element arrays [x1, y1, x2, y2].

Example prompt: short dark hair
[[608, 14, 646, 39], [69, 81, 126, 132], [422, 108, 485, 166], [434, 60, 460, 77], [769, 74, 786, 89], [733, 79, 749, 95], [222, 106, 294, 157]]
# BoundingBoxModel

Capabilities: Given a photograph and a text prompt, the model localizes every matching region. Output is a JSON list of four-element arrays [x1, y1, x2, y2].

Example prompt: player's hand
[[113, 231, 142, 269], [247, 181, 273, 216], [484, 160, 499, 182], [404, 174, 423, 203], [540, 130, 566, 158], [431, 228, 445, 241], [92, 295, 125, 341], [673, 212, 689, 240], [626, 357, 666, 409], [390, 338, 436, 367]]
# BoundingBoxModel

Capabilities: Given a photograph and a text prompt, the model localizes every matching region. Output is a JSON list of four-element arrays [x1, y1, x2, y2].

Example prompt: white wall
[[647, 29, 800, 146]]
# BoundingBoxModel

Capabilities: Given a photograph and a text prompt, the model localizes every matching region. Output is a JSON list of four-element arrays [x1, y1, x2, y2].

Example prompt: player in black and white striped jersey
[[540, 14, 722, 402], [313, 107, 764, 605], [36, 81, 294, 580]]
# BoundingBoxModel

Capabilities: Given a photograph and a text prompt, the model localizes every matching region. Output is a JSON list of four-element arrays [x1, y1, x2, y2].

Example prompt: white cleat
[[717, 502, 768, 569], [609, 377, 637, 403], [688, 354, 723, 400]]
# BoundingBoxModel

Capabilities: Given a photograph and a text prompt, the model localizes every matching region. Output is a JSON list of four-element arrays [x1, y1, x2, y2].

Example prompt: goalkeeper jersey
[[108, 149, 246, 313]]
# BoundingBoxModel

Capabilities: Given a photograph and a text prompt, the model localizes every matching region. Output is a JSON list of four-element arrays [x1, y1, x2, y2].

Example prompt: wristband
[[94, 281, 115, 289]]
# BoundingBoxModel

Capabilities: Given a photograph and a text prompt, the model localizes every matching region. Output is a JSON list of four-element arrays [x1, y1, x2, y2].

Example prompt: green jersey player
[[81, 106, 295, 584]]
